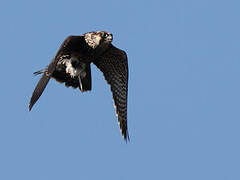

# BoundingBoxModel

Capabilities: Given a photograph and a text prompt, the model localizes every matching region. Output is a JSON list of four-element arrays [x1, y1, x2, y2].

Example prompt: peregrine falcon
[[29, 31, 129, 141]]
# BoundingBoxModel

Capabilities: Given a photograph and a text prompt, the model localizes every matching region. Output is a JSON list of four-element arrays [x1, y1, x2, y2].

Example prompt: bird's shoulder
[[100, 44, 128, 61], [94, 44, 128, 81], [56, 35, 86, 55]]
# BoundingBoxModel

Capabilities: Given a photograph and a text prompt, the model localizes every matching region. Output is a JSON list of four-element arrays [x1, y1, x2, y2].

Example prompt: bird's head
[[84, 31, 113, 49]]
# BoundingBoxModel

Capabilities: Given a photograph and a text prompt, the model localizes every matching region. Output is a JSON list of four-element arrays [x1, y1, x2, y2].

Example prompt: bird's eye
[[104, 33, 109, 38]]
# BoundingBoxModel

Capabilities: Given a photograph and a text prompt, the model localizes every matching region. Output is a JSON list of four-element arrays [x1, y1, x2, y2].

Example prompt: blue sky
[[1, 0, 240, 179]]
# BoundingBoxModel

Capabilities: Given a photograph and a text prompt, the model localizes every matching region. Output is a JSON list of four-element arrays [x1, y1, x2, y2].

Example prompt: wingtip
[[28, 103, 33, 112], [123, 131, 130, 143], [124, 137, 130, 143]]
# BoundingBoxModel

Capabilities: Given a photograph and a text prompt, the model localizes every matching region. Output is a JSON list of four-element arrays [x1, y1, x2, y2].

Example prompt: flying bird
[[29, 31, 129, 141]]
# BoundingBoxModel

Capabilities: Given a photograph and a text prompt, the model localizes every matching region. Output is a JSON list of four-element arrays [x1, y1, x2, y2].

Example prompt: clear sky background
[[0, 0, 240, 179]]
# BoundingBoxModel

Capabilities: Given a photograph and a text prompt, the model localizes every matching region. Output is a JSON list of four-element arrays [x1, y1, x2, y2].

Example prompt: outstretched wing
[[29, 35, 84, 111], [94, 45, 129, 141]]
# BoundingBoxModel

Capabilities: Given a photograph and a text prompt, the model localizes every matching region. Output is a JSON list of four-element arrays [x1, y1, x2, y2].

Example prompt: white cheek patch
[[94, 36, 101, 46], [84, 33, 103, 49]]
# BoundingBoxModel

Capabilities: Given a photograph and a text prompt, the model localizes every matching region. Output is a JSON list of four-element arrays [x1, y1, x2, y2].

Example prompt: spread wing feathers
[[29, 36, 85, 111], [94, 45, 129, 141]]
